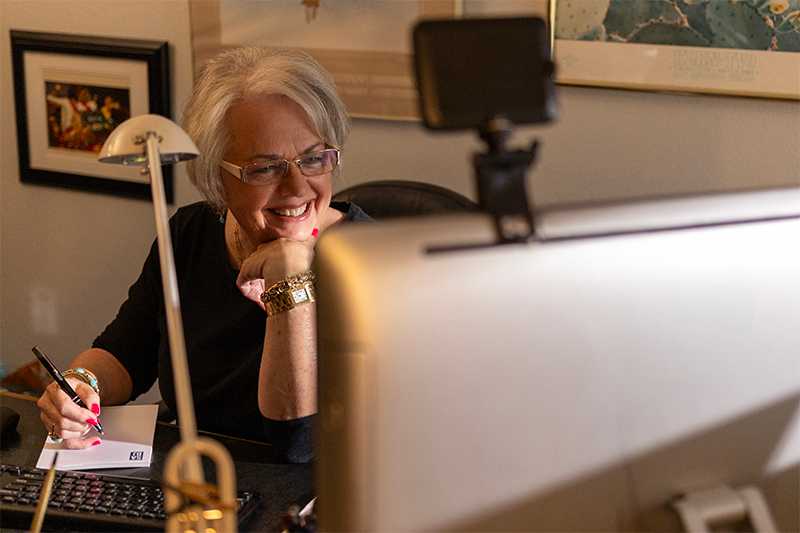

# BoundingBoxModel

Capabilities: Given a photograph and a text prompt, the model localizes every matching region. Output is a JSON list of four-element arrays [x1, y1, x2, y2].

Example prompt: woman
[[36, 47, 369, 462]]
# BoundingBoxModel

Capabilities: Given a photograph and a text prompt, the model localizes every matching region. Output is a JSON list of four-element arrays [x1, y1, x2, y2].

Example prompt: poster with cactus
[[554, 0, 800, 99]]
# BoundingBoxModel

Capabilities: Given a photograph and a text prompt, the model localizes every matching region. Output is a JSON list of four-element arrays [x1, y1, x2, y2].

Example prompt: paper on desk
[[36, 404, 158, 470]]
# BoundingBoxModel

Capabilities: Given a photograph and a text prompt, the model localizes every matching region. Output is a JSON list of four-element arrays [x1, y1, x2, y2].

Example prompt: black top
[[93, 201, 370, 462]]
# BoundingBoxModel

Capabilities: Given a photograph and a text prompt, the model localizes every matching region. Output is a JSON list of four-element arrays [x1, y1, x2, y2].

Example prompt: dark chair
[[332, 180, 479, 219]]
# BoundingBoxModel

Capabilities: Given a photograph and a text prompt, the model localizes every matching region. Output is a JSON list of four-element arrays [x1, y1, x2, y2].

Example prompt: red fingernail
[[91, 404, 100, 415], [312, 228, 319, 238], [86, 418, 98, 426], [92, 440, 101, 446]]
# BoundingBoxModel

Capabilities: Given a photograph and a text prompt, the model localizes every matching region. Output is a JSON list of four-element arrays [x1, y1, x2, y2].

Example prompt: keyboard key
[[0, 463, 259, 530]]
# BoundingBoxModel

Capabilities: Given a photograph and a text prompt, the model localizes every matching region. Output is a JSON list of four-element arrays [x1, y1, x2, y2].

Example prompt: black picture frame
[[10, 31, 173, 203]]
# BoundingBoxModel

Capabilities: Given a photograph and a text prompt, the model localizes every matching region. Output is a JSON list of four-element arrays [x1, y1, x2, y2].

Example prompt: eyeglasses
[[220, 147, 340, 186]]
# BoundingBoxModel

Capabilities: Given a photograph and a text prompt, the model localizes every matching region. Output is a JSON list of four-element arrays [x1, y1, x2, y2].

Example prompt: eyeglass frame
[[219, 146, 341, 185]]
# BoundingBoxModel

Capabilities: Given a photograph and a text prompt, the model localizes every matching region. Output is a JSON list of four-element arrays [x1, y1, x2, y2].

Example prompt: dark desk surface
[[0, 392, 313, 532]]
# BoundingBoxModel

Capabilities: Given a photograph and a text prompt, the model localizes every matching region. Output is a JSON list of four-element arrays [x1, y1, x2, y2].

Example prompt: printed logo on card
[[129, 451, 145, 461]]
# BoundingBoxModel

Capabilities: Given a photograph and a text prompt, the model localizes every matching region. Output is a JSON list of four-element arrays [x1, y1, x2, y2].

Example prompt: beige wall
[[1, 1, 799, 380], [346, 89, 799, 206], [0, 0, 199, 388]]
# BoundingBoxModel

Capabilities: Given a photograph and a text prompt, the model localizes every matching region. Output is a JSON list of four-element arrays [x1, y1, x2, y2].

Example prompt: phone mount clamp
[[474, 116, 539, 244]]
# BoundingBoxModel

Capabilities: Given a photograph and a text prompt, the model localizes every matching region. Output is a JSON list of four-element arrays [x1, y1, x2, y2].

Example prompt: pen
[[32, 346, 104, 435]]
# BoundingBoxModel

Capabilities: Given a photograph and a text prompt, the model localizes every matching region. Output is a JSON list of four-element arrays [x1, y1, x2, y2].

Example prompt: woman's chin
[[263, 220, 316, 242]]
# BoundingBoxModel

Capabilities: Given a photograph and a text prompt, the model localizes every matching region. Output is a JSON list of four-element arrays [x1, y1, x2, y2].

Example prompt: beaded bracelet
[[63, 367, 100, 395]]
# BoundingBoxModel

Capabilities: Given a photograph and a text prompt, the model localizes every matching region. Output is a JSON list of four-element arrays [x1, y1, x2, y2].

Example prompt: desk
[[0, 392, 313, 532]]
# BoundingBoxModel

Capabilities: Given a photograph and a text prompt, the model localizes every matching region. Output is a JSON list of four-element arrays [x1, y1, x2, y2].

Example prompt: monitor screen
[[315, 187, 800, 531]]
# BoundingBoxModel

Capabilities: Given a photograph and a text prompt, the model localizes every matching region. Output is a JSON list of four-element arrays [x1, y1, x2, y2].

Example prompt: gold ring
[[48, 424, 63, 444]]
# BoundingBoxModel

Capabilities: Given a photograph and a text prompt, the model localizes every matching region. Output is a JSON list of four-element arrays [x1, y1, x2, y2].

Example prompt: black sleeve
[[92, 238, 163, 400], [262, 414, 315, 463]]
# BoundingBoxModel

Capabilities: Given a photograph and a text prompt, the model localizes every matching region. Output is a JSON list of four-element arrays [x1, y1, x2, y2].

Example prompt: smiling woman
[[34, 48, 370, 462]]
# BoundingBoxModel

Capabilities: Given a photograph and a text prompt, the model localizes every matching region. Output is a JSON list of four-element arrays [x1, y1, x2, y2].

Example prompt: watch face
[[292, 288, 309, 303]]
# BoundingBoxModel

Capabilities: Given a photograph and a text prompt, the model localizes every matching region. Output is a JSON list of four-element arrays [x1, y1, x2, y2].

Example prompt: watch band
[[264, 281, 316, 316], [261, 271, 317, 316]]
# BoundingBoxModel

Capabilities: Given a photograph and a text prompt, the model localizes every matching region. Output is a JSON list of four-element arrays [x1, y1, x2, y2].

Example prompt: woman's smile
[[268, 202, 311, 218]]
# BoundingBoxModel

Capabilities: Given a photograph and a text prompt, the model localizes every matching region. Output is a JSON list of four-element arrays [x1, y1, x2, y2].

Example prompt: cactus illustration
[[579, 24, 608, 41], [706, 1, 773, 49], [628, 22, 711, 46], [676, 0, 717, 42], [604, 0, 682, 39], [552, 0, 799, 51], [556, 0, 611, 40], [776, 14, 800, 49], [776, 29, 800, 49], [765, 0, 791, 16], [777, 9, 800, 30]]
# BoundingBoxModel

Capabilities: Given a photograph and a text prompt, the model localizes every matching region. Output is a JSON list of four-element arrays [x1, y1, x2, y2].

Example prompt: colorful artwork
[[552, 0, 800, 99], [12, 31, 171, 201], [556, 0, 800, 52], [45, 82, 130, 153]]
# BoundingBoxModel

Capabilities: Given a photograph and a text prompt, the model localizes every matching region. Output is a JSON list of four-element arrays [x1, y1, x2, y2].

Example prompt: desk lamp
[[99, 114, 238, 533]]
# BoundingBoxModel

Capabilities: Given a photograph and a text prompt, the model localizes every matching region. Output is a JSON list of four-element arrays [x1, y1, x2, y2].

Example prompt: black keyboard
[[0, 463, 259, 531]]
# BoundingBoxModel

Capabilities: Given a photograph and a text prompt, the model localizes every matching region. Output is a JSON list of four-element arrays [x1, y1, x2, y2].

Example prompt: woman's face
[[221, 94, 333, 244]]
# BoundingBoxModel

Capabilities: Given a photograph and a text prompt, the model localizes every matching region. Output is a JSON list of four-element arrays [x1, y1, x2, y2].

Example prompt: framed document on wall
[[188, 0, 458, 120], [552, 0, 800, 100], [10, 31, 173, 202]]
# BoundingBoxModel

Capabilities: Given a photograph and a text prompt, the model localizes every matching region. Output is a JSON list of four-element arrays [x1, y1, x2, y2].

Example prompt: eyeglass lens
[[244, 149, 338, 184]]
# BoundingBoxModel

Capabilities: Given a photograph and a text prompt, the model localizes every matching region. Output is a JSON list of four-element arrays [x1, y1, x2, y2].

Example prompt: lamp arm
[[144, 132, 203, 482]]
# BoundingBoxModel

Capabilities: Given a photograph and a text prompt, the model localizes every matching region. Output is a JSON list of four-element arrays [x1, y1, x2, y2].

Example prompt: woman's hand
[[36, 378, 102, 449], [235, 208, 343, 308], [236, 237, 316, 309]]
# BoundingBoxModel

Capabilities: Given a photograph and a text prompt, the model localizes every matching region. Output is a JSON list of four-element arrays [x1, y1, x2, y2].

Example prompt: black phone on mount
[[413, 17, 558, 244], [412, 17, 557, 131]]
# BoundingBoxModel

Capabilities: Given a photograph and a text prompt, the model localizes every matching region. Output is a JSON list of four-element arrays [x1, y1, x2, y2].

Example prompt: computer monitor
[[315, 186, 800, 532]]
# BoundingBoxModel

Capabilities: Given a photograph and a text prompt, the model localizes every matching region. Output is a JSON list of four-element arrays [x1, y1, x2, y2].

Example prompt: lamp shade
[[98, 114, 199, 165]]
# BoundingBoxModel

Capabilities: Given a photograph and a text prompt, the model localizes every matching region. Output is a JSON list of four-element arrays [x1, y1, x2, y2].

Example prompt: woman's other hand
[[236, 235, 316, 309], [36, 378, 101, 449]]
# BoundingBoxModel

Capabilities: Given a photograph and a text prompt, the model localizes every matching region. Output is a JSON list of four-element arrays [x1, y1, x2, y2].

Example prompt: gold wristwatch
[[260, 271, 316, 316]]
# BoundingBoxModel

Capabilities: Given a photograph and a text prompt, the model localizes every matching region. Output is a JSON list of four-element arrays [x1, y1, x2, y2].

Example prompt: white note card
[[36, 404, 158, 470]]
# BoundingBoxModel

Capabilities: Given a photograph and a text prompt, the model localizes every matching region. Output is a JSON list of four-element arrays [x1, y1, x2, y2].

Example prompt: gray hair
[[182, 47, 350, 214]]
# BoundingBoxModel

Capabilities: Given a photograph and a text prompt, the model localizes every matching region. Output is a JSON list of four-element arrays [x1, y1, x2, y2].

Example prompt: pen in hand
[[32, 346, 104, 435]]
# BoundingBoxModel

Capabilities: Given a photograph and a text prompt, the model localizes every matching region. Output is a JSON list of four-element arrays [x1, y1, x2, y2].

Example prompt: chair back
[[333, 180, 478, 219]]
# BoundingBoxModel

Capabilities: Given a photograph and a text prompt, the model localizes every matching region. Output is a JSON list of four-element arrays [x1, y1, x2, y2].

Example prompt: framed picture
[[551, 0, 800, 100], [188, 0, 458, 120], [10, 31, 173, 202]]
